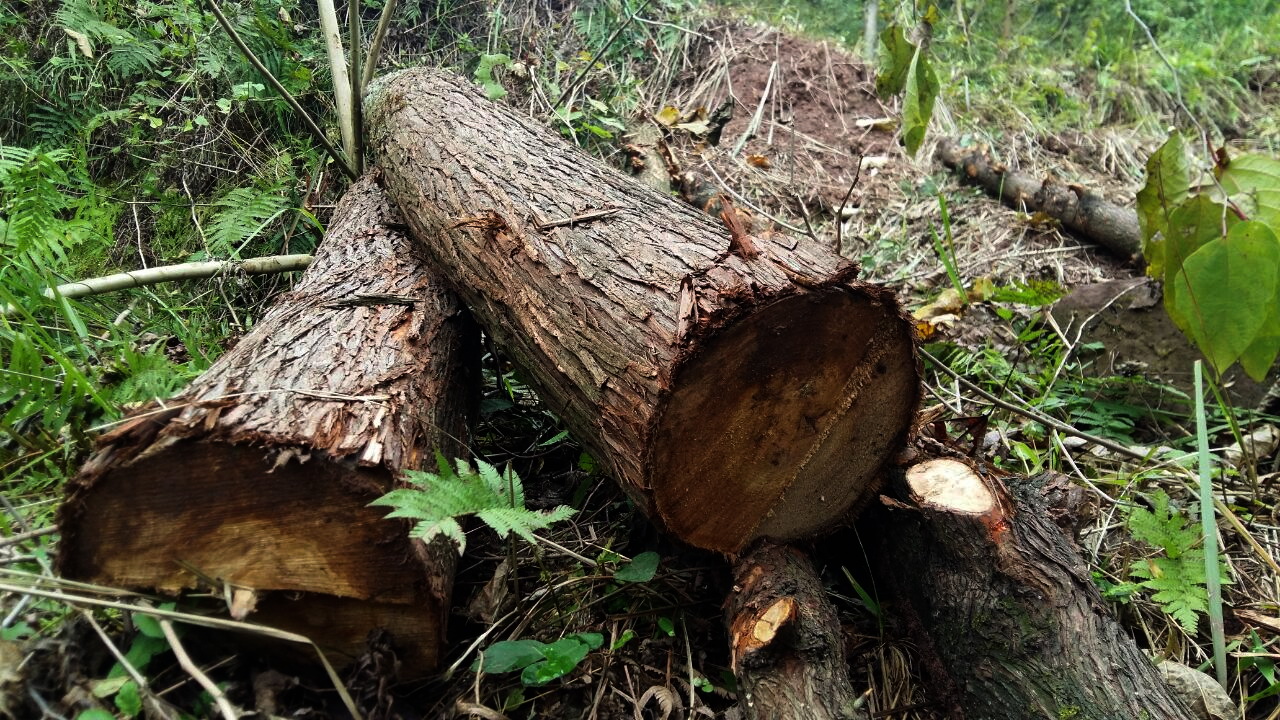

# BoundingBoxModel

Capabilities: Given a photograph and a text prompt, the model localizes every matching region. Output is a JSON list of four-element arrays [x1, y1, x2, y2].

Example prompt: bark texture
[[367, 68, 920, 553], [936, 138, 1143, 263], [727, 542, 867, 720], [870, 457, 1196, 720], [57, 175, 475, 676]]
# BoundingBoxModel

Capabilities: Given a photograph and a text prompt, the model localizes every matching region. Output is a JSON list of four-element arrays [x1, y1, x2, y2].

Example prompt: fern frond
[[207, 185, 290, 258], [371, 457, 577, 555]]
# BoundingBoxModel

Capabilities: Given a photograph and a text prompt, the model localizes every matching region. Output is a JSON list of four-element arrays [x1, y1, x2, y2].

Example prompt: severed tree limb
[[3, 254, 314, 316], [727, 541, 868, 720], [868, 457, 1197, 719], [935, 138, 1143, 263]]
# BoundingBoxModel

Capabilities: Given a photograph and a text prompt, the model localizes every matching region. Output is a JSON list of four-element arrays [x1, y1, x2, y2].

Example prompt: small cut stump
[[871, 457, 1197, 719]]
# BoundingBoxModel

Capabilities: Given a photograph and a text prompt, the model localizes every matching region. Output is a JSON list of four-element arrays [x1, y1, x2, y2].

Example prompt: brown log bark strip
[[366, 68, 920, 553], [870, 458, 1195, 719], [935, 138, 1143, 263], [57, 175, 475, 676], [727, 542, 868, 720]]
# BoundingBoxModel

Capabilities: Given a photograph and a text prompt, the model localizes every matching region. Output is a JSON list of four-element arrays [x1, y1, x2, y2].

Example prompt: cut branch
[[727, 541, 867, 720], [935, 138, 1142, 263], [3, 254, 314, 316], [868, 457, 1197, 719]]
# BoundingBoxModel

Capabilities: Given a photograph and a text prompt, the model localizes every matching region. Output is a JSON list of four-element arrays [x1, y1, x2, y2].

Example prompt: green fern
[[206, 185, 290, 258], [371, 453, 576, 555], [1124, 491, 1229, 633], [0, 145, 76, 271]]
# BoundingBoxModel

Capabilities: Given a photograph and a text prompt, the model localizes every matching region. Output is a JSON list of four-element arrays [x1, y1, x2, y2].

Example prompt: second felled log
[[366, 68, 920, 553], [57, 175, 475, 676]]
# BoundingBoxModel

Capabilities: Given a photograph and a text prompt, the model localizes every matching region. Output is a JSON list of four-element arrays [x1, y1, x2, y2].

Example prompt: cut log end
[[904, 457, 995, 514], [653, 287, 919, 552], [60, 440, 446, 673]]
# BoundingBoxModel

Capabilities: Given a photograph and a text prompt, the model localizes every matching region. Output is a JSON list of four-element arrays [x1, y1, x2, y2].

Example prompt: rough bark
[[366, 68, 920, 553], [727, 542, 867, 720], [57, 175, 476, 676], [869, 457, 1196, 720], [936, 138, 1143, 263]]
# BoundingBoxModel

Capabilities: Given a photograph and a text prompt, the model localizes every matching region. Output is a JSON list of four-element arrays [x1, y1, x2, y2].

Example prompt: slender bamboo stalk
[[317, 0, 356, 164], [3, 254, 314, 316], [361, 0, 399, 90]]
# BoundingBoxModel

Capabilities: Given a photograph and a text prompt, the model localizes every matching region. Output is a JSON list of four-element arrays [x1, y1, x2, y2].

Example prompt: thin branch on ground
[[3, 254, 313, 316], [159, 619, 240, 720]]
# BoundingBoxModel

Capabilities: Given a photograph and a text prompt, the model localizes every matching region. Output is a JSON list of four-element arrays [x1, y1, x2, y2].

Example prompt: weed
[[371, 453, 576, 555]]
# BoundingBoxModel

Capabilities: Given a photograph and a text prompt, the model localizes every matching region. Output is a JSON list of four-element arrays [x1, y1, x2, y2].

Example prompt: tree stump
[[727, 541, 867, 720], [57, 175, 476, 676], [869, 457, 1196, 719], [366, 68, 920, 553]]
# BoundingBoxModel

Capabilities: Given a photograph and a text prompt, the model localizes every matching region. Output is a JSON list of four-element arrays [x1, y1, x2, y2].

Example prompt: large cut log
[[869, 457, 1196, 719], [727, 541, 867, 720], [935, 138, 1142, 263], [57, 174, 476, 676], [366, 68, 920, 553]]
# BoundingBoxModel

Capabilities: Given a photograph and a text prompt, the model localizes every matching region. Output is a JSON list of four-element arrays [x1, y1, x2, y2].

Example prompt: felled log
[[935, 138, 1142, 263], [727, 542, 867, 720], [869, 457, 1196, 719], [366, 68, 920, 554], [57, 175, 476, 676]]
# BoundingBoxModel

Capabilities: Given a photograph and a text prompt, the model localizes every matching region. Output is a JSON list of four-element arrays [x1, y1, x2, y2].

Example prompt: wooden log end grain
[[366, 68, 920, 554], [57, 175, 475, 676], [653, 283, 921, 550]]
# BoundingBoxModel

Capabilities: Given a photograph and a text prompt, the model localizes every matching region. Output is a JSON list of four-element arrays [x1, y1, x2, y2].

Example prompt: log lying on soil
[[870, 457, 1195, 719], [727, 542, 867, 720], [935, 138, 1143, 263], [57, 175, 475, 676], [366, 68, 920, 553]]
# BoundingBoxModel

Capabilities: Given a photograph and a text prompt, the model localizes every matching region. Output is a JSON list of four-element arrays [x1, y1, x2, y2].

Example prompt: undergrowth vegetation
[[731, 0, 1280, 141], [3, 0, 1280, 716]]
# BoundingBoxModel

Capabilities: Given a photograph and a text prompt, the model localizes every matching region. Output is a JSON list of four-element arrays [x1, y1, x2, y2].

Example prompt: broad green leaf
[[520, 634, 602, 686], [614, 551, 660, 583], [875, 26, 915, 98], [901, 50, 938, 158], [91, 675, 130, 698], [1171, 221, 1280, 374], [1159, 196, 1238, 334], [476, 640, 546, 673], [1237, 224, 1280, 381], [115, 679, 142, 717], [133, 612, 164, 639], [1217, 152, 1280, 229], [76, 711, 117, 720], [1240, 303, 1280, 382], [1136, 133, 1191, 273]]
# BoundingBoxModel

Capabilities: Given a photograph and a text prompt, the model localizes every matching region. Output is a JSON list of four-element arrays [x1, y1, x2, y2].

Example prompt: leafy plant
[[474, 632, 604, 686], [370, 453, 576, 554], [88, 609, 176, 718], [613, 550, 660, 583], [876, 19, 939, 157], [1138, 134, 1280, 381], [1121, 490, 1227, 632], [474, 53, 513, 99]]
